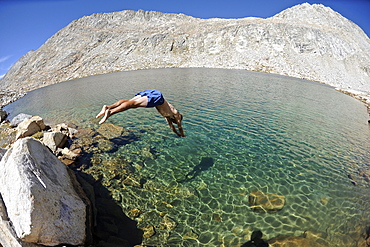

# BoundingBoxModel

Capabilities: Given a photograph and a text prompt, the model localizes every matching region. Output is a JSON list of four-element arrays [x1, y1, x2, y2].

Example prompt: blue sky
[[0, 0, 369, 79]]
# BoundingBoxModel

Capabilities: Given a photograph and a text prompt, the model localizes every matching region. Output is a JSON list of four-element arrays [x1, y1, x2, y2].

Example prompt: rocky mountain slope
[[1, 3, 369, 106]]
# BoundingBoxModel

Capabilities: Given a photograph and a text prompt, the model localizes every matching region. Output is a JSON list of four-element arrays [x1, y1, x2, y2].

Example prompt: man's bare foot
[[99, 109, 111, 124], [96, 105, 108, 118]]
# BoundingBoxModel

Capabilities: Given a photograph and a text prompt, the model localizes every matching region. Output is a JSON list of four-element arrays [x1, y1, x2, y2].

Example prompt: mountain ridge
[[1, 3, 369, 107]]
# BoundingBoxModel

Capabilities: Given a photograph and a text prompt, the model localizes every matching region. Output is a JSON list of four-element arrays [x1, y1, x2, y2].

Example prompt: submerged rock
[[0, 137, 86, 246], [97, 123, 124, 139], [268, 231, 327, 247], [96, 122, 138, 147], [357, 168, 370, 183], [127, 208, 142, 219], [141, 225, 156, 239], [95, 137, 117, 153], [183, 229, 199, 240], [160, 215, 177, 230], [249, 190, 285, 213]]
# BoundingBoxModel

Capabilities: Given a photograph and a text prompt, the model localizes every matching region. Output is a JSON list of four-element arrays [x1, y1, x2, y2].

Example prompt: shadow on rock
[[70, 123, 139, 169], [67, 122, 144, 246], [75, 171, 143, 246]]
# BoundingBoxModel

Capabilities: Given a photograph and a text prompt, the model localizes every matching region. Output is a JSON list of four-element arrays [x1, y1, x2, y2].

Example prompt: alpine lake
[[4, 68, 370, 246]]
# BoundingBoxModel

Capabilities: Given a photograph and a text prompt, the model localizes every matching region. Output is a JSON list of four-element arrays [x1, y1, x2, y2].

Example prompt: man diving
[[96, 89, 186, 137]]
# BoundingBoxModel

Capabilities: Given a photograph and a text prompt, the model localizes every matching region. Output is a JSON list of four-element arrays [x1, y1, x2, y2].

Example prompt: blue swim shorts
[[135, 89, 165, 108]]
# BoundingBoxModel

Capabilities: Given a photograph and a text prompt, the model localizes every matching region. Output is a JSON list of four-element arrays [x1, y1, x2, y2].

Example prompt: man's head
[[171, 113, 183, 124]]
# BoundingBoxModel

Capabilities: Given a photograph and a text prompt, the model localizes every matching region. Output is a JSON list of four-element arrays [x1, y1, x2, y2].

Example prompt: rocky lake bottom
[[3, 68, 370, 246]]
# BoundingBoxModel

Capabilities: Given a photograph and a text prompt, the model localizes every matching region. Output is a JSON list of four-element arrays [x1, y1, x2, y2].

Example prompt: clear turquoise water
[[4, 68, 370, 246]]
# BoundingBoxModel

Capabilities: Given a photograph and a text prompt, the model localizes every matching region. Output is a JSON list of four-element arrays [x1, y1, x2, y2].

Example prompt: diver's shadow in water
[[178, 157, 215, 182], [241, 230, 269, 247], [75, 171, 144, 246]]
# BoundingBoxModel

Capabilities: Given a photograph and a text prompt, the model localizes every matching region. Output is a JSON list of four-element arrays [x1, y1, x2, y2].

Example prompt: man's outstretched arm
[[166, 117, 182, 137], [176, 119, 186, 137]]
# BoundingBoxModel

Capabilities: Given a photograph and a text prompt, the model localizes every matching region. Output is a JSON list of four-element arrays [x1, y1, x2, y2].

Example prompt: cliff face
[[1, 3, 369, 98]]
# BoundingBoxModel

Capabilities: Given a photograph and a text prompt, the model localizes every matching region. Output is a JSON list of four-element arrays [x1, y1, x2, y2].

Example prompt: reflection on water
[[4, 68, 370, 246]]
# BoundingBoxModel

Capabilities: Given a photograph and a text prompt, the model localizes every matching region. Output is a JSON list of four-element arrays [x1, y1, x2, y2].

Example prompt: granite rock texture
[[15, 116, 46, 139], [1, 3, 369, 106], [0, 137, 86, 246]]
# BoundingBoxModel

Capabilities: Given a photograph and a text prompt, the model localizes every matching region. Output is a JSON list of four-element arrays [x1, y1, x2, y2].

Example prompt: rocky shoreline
[[0, 114, 138, 246], [0, 89, 26, 109]]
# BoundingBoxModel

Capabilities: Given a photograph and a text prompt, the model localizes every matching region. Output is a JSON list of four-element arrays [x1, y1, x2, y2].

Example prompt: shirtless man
[[96, 89, 185, 137]]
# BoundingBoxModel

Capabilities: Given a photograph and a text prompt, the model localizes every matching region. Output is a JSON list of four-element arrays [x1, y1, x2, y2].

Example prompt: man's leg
[[108, 99, 131, 109], [96, 99, 130, 118], [99, 99, 141, 124]]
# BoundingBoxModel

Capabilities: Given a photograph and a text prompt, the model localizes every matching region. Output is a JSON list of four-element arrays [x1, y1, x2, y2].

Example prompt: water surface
[[5, 68, 370, 246]]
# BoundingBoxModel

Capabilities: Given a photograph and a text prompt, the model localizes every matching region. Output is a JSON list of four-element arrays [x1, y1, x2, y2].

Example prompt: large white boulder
[[0, 137, 86, 246], [0, 195, 41, 247]]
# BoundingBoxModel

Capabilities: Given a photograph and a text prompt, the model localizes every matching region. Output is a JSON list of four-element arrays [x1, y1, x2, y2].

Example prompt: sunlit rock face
[[0, 138, 86, 246], [1, 3, 369, 102]]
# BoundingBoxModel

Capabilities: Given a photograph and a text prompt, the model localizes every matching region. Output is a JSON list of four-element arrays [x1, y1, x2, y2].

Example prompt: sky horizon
[[1, 0, 369, 79]]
